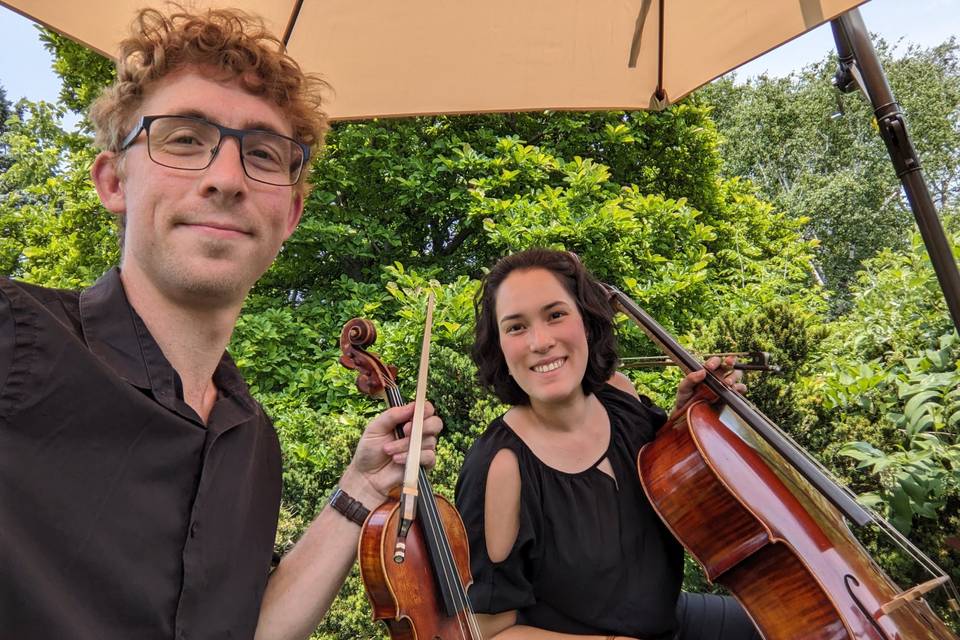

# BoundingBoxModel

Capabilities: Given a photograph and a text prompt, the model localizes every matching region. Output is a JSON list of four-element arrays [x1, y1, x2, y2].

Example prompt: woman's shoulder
[[456, 415, 531, 526], [597, 379, 652, 412], [606, 370, 641, 399], [597, 380, 668, 438], [460, 415, 524, 476]]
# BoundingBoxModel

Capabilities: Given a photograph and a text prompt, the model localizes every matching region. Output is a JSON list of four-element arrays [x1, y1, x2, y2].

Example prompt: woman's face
[[494, 267, 590, 407]]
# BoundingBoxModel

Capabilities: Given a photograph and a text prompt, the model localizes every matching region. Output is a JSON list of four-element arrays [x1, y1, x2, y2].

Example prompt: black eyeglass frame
[[119, 114, 311, 187]]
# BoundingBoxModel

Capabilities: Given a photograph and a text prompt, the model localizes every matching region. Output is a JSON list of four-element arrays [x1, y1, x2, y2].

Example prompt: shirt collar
[[78, 267, 257, 426], [79, 267, 155, 391]]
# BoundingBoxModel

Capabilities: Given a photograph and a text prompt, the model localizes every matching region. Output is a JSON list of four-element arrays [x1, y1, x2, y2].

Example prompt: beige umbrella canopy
[[1, 0, 865, 120]]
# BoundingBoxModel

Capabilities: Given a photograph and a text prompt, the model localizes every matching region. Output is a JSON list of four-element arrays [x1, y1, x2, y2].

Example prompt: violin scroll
[[339, 318, 398, 398]]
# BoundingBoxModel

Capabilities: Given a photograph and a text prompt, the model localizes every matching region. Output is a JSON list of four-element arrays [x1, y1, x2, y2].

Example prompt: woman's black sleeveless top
[[455, 384, 684, 638]]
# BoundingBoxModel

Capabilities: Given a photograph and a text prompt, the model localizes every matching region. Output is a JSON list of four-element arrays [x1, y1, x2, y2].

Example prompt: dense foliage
[[0, 85, 13, 174], [2, 29, 958, 637], [702, 38, 960, 305]]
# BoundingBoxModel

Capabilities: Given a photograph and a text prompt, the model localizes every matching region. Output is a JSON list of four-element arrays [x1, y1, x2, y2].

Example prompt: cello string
[[872, 514, 960, 606], [612, 290, 960, 607], [714, 353, 956, 595], [731, 392, 950, 584]]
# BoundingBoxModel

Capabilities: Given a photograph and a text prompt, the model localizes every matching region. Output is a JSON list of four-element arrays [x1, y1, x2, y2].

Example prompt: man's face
[[95, 67, 304, 309]]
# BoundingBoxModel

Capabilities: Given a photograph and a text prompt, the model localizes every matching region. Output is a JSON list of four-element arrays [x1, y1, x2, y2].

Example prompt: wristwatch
[[328, 486, 371, 525]]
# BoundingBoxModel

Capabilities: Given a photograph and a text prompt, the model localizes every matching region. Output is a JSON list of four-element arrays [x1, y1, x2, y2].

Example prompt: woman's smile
[[532, 357, 567, 374]]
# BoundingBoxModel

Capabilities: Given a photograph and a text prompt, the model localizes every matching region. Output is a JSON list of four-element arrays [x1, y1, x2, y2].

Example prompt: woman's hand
[[673, 355, 746, 412]]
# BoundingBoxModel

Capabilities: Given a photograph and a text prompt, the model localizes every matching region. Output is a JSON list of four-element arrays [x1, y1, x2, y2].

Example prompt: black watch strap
[[329, 486, 371, 525]]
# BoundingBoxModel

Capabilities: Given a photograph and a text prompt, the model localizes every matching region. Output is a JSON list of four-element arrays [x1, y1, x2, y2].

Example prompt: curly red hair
[[89, 3, 328, 193]]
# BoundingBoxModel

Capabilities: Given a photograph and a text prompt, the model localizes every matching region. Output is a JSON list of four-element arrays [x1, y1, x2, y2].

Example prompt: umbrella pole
[[831, 9, 960, 334]]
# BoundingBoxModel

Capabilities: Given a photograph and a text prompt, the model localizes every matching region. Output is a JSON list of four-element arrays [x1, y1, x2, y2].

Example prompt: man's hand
[[673, 355, 746, 412], [339, 402, 443, 508], [255, 402, 443, 640]]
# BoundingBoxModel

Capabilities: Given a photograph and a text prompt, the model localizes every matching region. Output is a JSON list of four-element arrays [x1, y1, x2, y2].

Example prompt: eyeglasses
[[120, 115, 311, 187]]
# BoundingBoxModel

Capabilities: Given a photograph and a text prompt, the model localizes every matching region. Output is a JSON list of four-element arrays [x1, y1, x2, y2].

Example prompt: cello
[[606, 284, 960, 639], [339, 314, 484, 639]]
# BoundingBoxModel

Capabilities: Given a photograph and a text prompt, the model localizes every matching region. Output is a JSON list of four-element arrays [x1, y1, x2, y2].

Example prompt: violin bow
[[394, 292, 435, 563]]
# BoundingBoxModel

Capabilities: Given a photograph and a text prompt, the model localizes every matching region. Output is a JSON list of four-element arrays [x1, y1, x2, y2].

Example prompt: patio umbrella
[[0, 0, 867, 120], [3, 0, 960, 332], [4, 0, 960, 331], [3, 0, 960, 327]]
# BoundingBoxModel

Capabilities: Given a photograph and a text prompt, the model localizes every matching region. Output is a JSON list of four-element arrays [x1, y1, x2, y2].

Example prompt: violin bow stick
[[394, 292, 435, 563]]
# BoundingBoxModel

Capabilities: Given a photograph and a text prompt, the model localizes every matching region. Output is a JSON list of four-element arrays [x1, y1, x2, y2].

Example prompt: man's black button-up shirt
[[0, 268, 282, 640]]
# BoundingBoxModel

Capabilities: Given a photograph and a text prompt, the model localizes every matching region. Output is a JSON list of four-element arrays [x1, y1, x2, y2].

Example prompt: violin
[[606, 284, 960, 640], [339, 317, 483, 639]]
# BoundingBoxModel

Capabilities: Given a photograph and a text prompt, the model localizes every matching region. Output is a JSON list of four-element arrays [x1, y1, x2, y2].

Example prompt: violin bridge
[[880, 576, 948, 614]]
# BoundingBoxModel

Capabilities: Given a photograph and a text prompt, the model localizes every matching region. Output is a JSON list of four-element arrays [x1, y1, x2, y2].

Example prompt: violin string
[[413, 462, 480, 638], [416, 468, 479, 638], [412, 448, 482, 638], [412, 434, 481, 635], [348, 343, 477, 636], [385, 379, 481, 638]]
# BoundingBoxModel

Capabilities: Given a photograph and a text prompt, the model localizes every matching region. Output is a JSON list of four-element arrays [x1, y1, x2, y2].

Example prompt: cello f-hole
[[844, 574, 892, 640]]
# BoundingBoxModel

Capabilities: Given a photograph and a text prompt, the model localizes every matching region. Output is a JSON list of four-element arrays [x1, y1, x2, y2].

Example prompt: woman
[[455, 249, 761, 640]]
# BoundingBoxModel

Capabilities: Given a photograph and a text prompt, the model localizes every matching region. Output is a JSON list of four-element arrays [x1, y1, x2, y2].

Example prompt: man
[[0, 6, 441, 640]]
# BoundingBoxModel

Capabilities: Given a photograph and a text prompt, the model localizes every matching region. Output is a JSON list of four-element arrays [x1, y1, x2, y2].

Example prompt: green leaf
[[897, 474, 927, 504], [903, 389, 939, 418], [888, 486, 914, 534], [857, 492, 885, 509]]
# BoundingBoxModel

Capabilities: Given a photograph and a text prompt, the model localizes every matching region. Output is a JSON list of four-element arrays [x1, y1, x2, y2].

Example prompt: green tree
[[40, 31, 115, 117], [794, 218, 960, 620], [700, 39, 960, 302], [0, 30, 117, 280], [271, 104, 734, 295], [0, 84, 14, 175], [0, 98, 116, 281]]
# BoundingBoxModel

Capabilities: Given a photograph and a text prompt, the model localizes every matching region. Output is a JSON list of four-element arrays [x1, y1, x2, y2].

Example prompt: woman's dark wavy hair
[[472, 249, 618, 405]]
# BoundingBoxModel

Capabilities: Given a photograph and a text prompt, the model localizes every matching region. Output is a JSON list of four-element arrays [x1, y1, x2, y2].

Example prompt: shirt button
[[190, 521, 199, 538]]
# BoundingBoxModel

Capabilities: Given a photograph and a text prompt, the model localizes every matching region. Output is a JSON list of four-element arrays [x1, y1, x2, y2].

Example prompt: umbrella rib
[[282, 0, 304, 47], [629, 0, 653, 68], [656, 0, 665, 101]]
